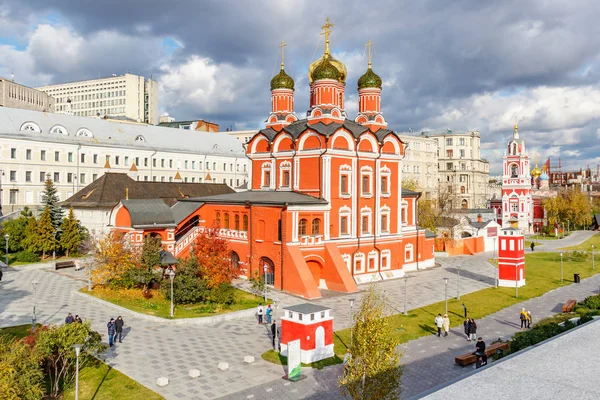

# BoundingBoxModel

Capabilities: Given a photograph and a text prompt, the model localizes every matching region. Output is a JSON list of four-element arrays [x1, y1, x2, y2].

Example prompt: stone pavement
[[0, 231, 596, 399], [528, 230, 596, 252]]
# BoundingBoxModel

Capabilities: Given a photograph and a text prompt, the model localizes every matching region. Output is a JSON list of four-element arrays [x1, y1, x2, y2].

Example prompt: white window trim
[[401, 200, 408, 226], [279, 161, 291, 189], [360, 166, 373, 198], [380, 167, 391, 197], [380, 250, 391, 271], [405, 244, 414, 263], [360, 206, 372, 236], [354, 253, 365, 274], [339, 206, 352, 236], [261, 162, 272, 189], [380, 206, 391, 234], [367, 251, 378, 272], [339, 165, 352, 198]]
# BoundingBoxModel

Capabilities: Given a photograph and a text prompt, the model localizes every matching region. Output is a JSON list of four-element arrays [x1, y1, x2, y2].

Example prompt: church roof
[[184, 190, 329, 206], [121, 199, 176, 228], [61, 173, 234, 208], [258, 118, 398, 142], [0, 107, 245, 157]]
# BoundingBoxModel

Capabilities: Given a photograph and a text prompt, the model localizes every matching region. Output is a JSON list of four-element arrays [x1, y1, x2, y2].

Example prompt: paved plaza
[[0, 230, 597, 399]]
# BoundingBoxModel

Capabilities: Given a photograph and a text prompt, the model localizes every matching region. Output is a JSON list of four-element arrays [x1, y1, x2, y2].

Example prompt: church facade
[[110, 20, 435, 299]]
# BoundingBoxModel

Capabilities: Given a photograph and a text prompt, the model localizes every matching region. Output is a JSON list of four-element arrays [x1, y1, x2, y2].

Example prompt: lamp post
[[515, 264, 519, 298], [52, 229, 57, 260], [456, 265, 461, 300], [4, 233, 9, 268], [593, 245, 595, 271], [273, 298, 279, 352], [73, 344, 82, 400], [348, 297, 355, 346], [493, 236, 498, 288], [168, 267, 175, 317], [560, 252, 563, 283], [444, 278, 449, 315], [403, 274, 408, 316], [263, 264, 268, 303], [31, 280, 39, 333]]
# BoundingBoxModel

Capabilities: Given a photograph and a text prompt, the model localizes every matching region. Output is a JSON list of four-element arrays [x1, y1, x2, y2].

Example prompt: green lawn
[[263, 250, 600, 366], [560, 233, 600, 251], [82, 287, 270, 319], [0, 324, 163, 400], [262, 349, 343, 369]]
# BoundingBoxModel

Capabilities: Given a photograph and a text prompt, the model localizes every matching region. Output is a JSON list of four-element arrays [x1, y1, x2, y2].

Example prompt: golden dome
[[308, 18, 347, 84], [531, 164, 542, 177]]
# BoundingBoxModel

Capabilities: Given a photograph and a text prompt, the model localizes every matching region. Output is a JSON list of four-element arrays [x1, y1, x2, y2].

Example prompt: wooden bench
[[455, 342, 509, 367], [55, 261, 76, 270], [562, 299, 577, 313]]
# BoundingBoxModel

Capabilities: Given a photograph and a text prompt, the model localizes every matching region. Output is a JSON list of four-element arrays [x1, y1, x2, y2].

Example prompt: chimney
[[125, 187, 129, 200]]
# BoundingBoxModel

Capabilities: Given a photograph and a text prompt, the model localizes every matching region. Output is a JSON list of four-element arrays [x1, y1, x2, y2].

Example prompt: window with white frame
[[404, 244, 414, 262], [361, 166, 373, 196], [367, 251, 378, 272], [401, 201, 408, 225], [361, 207, 372, 235], [354, 253, 365, 274], [280, 161, 291, 188], [380, 206, 391, 233], [339, 165, 351, 196], [339, 206, 351, 235], [380, 250, 391, 270], [261, 162, 272, 188], [380, 167, 391, 195]]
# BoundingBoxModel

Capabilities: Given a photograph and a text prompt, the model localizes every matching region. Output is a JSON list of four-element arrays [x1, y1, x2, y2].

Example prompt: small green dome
[[311, 58, 341, 82], [270, 68, 295, 91], [358, 67, 382, 89]]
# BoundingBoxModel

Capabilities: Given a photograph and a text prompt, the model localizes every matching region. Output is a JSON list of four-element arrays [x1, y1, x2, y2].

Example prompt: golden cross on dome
[[321, 17, 334, 55], [365, 40, 375, 68], [514, 116, 519, 131], [278, 40, 287, 69]]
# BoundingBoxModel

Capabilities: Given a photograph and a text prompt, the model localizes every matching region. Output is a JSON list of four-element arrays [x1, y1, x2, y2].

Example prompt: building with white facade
[[36, 73, 158, 125], [396, 133, 439, 200], [0, 77, 55, 113], [0, 107, 249, 216], [420, 129, 490, 209]]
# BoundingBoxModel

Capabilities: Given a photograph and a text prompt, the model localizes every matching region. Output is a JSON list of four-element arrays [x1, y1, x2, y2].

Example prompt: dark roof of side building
[[61, 173, 235, 208], [171, 201, 204, 225], [121, 199, 176, 228], [184, 190, 329, 206], [283, 303, 330, 314]]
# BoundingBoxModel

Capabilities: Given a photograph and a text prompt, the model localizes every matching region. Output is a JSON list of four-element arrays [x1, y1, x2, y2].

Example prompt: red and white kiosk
[[280, 303, 334, 364], [498, 227, 526, 287]]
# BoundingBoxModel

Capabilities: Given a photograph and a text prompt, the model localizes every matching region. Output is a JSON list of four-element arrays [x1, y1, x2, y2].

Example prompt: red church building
[[110, 20, 435, 299]]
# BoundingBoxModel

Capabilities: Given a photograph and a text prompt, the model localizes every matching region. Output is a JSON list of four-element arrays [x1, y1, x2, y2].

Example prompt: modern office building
[[420, 129, 490, 209], [36, 73, 158, 125], [0, 77, 55, 113], [0, 107, 249, 216]]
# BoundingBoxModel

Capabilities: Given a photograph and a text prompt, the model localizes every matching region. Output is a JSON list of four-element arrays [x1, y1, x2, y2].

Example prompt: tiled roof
[[283, 303, 330, 314], [121, 199, 175, 228], [257, 119, 400, 142], [185, 190, 328, 206]]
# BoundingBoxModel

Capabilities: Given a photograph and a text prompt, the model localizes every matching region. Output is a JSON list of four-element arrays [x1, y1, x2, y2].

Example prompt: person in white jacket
[[434, 314, 444, 337]]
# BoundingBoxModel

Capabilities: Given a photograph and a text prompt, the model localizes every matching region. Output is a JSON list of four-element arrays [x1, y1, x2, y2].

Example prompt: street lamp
[[168, 267, 175, 317], [73, 344, 82, 400], [348, 297, 355, 346], [273, 298, 280, 351], [263, 264, 268, 303], [593, 245, 595, 271], [31, 280, 39, 333], [4, 233, 9, 268], [493, 236, 498, 288], [444, 278, 449, 315], [560, 252, 564, 283], [515, 264, 519, 298], [456, 265, 461, 300], [403, 274, 408, 316]]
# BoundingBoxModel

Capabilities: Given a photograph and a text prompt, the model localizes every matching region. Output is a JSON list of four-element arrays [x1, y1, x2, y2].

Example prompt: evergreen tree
[[41, 176, 64, 229], [22, 216, 39, 253], [1, 207, 33, 252], [141, 235, 163, 270], [60, 208, 81, 257], [36, 208, 57, 259]]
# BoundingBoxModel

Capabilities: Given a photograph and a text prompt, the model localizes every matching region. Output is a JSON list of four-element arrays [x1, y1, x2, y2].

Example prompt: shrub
[[163, 267, 209, 305], [209, 283, 235, 305], [509, 314, 577, 353], [578, 294, 600, 310], [568, 250, 588, 262], [578, 313, 594, 325], [15, 250, 41, 263]]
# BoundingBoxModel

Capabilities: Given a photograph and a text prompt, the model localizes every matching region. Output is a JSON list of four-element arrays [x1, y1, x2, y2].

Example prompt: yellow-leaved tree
[[339, 285, 403, 399], [91, 233, 136, 286]]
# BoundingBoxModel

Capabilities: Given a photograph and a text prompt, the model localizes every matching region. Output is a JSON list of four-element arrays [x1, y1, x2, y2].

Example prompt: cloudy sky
[[1, 0, 599, 174]]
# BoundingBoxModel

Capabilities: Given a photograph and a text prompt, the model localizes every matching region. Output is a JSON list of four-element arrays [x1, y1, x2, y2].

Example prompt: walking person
[[469, 319, 478, 341], [65, 313, 75, 324], [530, 242, 535, 252], [442, 314, 450, 337], [527, 311, 532, 329], [257, 303, 264, 324], [266, 304, 273, 324], [434, 313, 444, 337], [115, 316, 124, 343], [107, 318, 116, 347], [519, 308, 528, 330], [343, 349, 352, 376], [271, 319, 279, 349], [463, 318, 471, 340]]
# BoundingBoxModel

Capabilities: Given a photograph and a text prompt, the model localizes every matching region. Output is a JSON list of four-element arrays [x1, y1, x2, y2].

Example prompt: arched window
[[234, 214, 240, 230], [242, 215, 248, 231], [362, 216, 369, 234], [311, 218, 321, 235], [216, 212, 221, 227], [381, 214, 389, 232], [340, 216, 348, 235], [461, 199, 468, 209], [298, 219, 308, 236], [230, 251, 240, 270], [224, 213, 230, 229], [511, 164, 518, 178], [512, 143, 517, 155]]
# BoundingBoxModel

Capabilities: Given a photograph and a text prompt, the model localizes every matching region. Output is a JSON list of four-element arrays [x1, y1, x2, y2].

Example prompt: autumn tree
[[339, 285, 402, 400], [0, 336, 44, 400], [543, 188, 592, 229], [60, 207, 81, 257], [191, 228, 238, 288], [40, 177, 64, 229], [34, 322, 104, 398], [137, 235, 163, 289], [36, 208, 57, 259], [91, 232, 136, 285], [21, 216, 39, 253], [402, 178, 419, 192]]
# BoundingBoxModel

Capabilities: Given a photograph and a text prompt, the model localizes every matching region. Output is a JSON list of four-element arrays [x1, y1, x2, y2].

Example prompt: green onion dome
[[358, 66, 382, 89], [310, 57, 341, 82], [270, 68, 295, 91]]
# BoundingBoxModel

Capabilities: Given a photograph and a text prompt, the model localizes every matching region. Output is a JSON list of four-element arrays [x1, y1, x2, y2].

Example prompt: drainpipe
[[280, 202, 288, 290], [351, 138, 361, 276], [246, 200, 253, 278], [374, 142, 383, 276]]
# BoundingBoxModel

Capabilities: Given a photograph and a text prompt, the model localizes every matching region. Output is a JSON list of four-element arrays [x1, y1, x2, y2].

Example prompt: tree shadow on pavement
[[445, 267, 495, 286]]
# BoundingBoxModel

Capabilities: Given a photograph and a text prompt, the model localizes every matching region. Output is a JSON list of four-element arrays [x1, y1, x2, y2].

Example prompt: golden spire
[[365, 40, 375, 68], [321, 17, 334, 56], [513, 116, 518, 132], [278, 40, 287, 70]]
